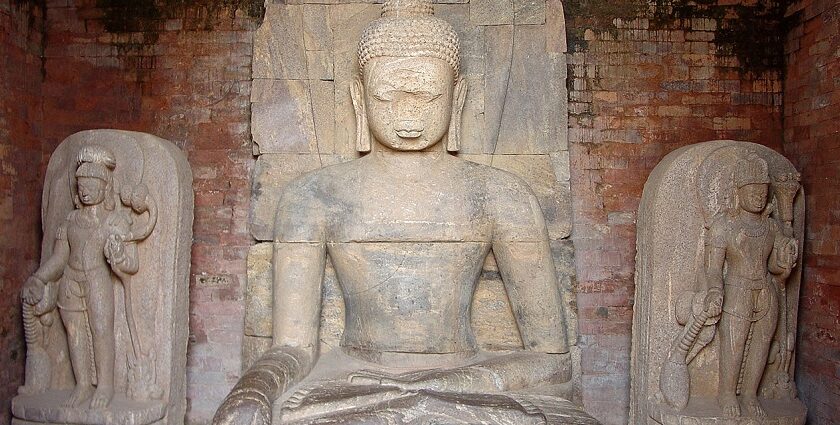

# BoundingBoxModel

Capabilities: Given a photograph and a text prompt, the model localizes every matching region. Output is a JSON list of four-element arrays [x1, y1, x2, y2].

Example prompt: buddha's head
[[734, 153, 770, 214], [352, 0, 467, 153], [74, 145, 116, 209]]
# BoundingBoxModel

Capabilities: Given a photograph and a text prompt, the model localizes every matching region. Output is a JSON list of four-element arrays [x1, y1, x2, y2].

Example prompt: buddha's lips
[[396, 129, 423, 138]]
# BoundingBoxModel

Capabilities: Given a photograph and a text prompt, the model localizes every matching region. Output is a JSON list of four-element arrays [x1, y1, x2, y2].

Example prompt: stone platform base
[[650, 398, 806, 425], [12, 390, 166, 425]]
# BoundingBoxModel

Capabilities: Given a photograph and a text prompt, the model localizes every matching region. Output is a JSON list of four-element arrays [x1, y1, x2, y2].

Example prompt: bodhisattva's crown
[[76, 145, 116, 181], [734, 153, 770, 188], [358, 0, 461, 79]]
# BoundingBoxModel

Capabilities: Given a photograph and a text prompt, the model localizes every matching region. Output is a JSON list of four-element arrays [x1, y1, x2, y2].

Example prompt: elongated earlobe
[[446, 77, 468, 152], [351, 79, 371, 153]]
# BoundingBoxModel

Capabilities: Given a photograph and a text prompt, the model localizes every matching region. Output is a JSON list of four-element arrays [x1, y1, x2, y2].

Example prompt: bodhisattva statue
[[702, 154, 798, 417], [214, 1, 594, 424], [639, 144, 807, 425], [21, 145, 148, 409], [13, 130, 193, 425]]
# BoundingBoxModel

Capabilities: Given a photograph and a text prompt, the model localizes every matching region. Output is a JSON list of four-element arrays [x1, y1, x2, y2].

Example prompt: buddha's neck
[[371, 142, 447, 171]]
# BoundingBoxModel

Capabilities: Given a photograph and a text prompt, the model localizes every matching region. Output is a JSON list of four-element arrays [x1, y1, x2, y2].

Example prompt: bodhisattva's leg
[[718, 285, 752, 417], [60, 280, 95, 407], [86, 268, 116, 409], [740, 287, 779, 417]]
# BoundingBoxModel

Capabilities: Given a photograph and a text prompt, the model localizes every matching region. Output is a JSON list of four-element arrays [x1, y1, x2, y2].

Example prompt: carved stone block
[[250, 153, 324, 241], [253, 4, 307, 80], [13, 130, 193, 425], [251, 79, 317, 155], [470, 0, 514, 25], [630, 140, 807, 425]]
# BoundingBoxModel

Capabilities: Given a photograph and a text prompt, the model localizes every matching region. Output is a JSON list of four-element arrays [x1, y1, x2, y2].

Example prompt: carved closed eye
[[415, 92, 443, 102], [373, 91, 442, 103], [372, 93, 392, 102]]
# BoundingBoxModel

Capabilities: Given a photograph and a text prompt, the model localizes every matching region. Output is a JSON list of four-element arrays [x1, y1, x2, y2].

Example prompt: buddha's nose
[[395, 120, 424, 139]]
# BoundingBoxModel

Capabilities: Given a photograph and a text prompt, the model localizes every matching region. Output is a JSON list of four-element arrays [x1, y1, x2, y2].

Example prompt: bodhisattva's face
[[738, 183, 769, 214], [77, 176, 107, 206], [363, 57, 454, 151]]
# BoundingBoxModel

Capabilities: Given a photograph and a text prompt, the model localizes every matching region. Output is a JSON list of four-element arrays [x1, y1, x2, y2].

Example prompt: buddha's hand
[[348, 367, 500, 393], [212, 387, 271, 425]]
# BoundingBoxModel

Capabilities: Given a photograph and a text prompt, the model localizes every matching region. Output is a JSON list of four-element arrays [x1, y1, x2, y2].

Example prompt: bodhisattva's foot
[[89, 385, 114, 409], [742, 396, 765, 417], [718, 394, 741, 417], [63, 385, 95, 408]]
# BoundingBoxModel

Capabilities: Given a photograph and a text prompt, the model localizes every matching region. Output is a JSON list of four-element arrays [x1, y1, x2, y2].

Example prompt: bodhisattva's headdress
[[74, 144, 117, 209], [358, 0, 461, 79], [76, 145, 116, 181], [734, 153, 770, 188]]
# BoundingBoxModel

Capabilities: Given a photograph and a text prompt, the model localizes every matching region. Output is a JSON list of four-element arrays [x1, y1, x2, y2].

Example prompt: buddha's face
[[738, 183, 768, 213], [363, 56, 454, 151], [77, 176, 107, 206]]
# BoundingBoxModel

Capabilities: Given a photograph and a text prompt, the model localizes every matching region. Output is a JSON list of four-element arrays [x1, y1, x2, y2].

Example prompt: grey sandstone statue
[[631, 141, 807, 425], [13, 130, 193, 425], [214, 1, 596, 424]]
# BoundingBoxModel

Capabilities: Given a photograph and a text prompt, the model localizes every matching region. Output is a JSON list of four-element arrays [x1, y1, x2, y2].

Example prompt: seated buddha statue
[[214, 1, 594, 423]]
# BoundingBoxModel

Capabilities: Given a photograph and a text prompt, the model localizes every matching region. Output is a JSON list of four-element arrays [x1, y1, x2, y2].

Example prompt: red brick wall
[[783, 1, 840, 424], [0, 1, 44, 422], [7, 0, 838, 424], [565, 1, 785, 423]]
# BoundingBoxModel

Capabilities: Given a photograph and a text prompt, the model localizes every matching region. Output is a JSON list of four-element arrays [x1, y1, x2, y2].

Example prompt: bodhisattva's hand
[[779, 238, 798, 270], [212, 388, 271, 425], [704, 287, 723, 317], [104, 234, 126, 266], [22, 276, 45, 305]]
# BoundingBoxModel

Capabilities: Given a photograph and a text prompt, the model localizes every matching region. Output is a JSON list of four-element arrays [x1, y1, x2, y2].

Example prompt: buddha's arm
[[487, 172, 570, 353], [214, 184, 326, 425], [494, 239, 569, 354]]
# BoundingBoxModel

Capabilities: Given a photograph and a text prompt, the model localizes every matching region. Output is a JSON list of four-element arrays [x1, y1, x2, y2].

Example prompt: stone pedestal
[[650, 398, 806, 425], [12, 391, 166, 425]]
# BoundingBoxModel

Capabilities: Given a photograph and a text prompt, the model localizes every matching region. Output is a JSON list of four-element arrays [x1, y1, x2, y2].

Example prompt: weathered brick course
[[783, 1, 840, 424]]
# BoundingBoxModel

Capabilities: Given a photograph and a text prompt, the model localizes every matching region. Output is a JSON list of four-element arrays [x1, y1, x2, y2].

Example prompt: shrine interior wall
[[0, 1, 836, 425], [783, 1, 840, 424], [0, 2, 44, 423]]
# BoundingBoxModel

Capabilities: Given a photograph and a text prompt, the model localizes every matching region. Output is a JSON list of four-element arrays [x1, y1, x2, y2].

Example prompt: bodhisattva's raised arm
[[214, 183, 326, 425]]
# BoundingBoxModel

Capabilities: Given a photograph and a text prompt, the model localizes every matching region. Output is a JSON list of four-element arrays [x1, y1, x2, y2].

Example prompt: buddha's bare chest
[[327, 241, 491, 349], [326, 175, 493, 242]]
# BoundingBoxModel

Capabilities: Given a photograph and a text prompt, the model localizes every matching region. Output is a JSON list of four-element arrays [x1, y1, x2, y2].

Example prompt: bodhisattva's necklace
[[76, 207, 101, 229], [738, 213, 769, 238]]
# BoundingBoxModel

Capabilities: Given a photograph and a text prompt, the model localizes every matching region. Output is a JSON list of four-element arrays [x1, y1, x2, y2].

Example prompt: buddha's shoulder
[[455, 158, 536, 201], [281, 159, 363, 196]]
